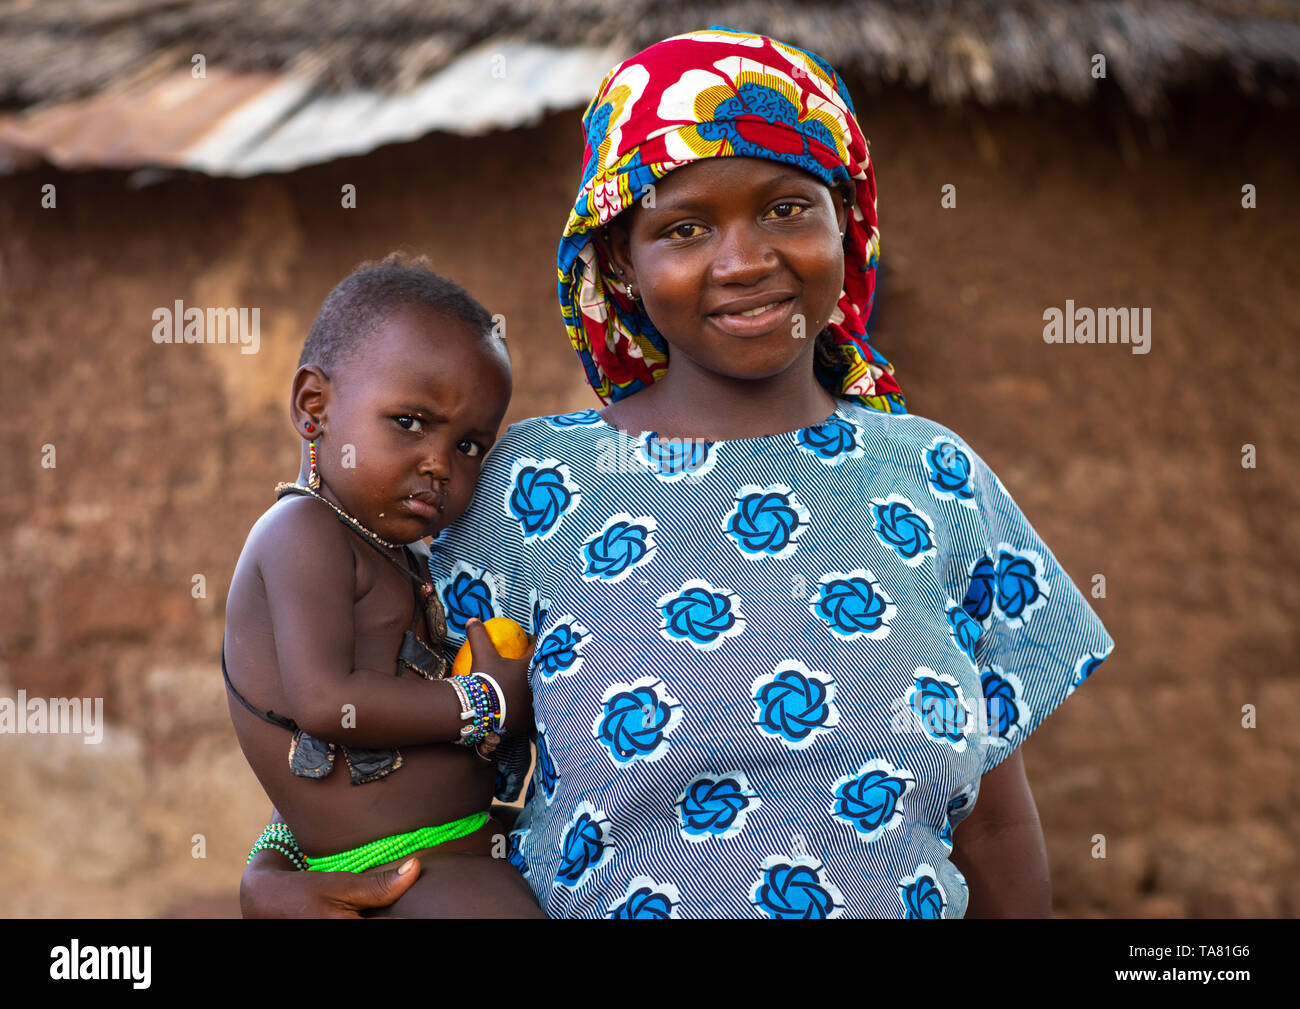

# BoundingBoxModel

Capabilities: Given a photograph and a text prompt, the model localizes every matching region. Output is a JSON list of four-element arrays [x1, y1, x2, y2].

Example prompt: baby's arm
[[256, 500, 529, 746], [949, 751, 1052, 917]]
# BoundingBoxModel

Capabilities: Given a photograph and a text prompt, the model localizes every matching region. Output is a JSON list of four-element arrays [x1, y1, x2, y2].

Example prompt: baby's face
[[317, 304, 511, 542]]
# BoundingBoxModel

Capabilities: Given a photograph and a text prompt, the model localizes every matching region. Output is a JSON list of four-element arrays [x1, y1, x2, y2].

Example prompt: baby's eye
[[767, 202, 807, 219], [458, 440, 483, 458], [395, 415, 424, 433]]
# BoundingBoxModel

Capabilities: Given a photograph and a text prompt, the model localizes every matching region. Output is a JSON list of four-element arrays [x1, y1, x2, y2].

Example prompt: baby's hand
[[463, 618, 535, 736]]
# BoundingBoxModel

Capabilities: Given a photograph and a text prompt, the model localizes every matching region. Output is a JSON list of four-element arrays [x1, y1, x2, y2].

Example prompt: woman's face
[[602, 156, 853, 385]]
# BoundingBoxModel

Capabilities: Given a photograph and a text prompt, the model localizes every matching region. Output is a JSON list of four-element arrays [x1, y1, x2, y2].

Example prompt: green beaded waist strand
[[303, 811, 490, 873]]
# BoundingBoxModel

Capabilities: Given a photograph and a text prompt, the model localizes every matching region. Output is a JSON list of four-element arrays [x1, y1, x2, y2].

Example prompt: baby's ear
[[289, 364, 331, 439]]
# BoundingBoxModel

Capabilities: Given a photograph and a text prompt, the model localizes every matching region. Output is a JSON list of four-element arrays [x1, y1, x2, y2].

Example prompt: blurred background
[[0, 0, 1297, 918]]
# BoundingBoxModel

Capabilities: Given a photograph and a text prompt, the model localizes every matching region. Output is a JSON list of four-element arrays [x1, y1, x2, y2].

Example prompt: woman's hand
[[240, 847, 422, 918], [463, 618, 535, 736]]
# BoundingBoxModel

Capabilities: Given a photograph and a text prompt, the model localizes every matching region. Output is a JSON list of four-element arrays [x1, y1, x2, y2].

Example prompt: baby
[[223, 253, 542, 917]]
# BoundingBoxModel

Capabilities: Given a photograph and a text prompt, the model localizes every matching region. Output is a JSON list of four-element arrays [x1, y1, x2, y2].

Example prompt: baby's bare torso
[[224, 500, 494, 857]]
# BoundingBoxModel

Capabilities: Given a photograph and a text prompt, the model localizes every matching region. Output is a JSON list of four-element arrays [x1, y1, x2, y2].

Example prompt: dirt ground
[[0, 80, 1296, 917]]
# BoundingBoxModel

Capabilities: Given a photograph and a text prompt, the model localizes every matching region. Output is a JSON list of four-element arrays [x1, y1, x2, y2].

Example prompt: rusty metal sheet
[[0, 41, 624, 176]]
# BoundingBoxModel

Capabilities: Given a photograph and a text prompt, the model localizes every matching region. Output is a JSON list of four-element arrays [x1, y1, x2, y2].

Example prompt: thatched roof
[[2, 0, 1298, 116]]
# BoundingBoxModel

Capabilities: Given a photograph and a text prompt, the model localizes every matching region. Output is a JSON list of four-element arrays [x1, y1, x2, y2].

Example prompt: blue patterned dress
[[427, 401, 1113, 918]]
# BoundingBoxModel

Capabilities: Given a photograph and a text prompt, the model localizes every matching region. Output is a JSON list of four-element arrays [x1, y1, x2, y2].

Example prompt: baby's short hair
[[299, 251, 495, 371]]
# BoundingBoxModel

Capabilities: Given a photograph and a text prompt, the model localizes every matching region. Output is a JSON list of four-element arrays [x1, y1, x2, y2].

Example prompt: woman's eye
[[395, 415, 424, 432], [666, 222, 701, 239], [768, 202, 806, 219], [457, 440, 482, 458]]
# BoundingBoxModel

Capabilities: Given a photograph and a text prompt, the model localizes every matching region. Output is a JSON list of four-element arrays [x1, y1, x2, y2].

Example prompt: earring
[[308, 439, 321, 491], [624, 282, 636, 300]]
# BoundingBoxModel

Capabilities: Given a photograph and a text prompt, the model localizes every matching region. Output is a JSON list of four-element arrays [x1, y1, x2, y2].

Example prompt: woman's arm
[[949, 751, 1052, 918], [239, 809, 422, 918]]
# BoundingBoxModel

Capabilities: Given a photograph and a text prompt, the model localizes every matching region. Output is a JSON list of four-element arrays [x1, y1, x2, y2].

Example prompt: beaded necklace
[[274, 480, 399, 549], [274, 481, 448, 645]]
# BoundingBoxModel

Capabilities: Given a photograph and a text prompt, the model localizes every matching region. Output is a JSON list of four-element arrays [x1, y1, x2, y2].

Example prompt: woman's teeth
[[737, 300, 785, 317]]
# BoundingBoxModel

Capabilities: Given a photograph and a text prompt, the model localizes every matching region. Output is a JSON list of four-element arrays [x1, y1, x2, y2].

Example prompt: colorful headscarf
[[556, 26, 905, 413]]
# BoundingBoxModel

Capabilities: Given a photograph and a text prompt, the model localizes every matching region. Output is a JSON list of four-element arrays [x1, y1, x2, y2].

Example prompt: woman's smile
[[707, 293, 798, 338]]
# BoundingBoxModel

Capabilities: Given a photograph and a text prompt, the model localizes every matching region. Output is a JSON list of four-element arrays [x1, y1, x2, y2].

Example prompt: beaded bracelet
[[476, 671, 507, 733], [445, 676, 477, 744], [460, 674, 493, 742], [465, 676, 496, 738], [446, 673, 501, 745], [247, 823, 307, 871]]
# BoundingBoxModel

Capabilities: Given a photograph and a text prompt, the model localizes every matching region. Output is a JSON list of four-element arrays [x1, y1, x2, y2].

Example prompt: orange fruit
[[452, 617, 531, 678]]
